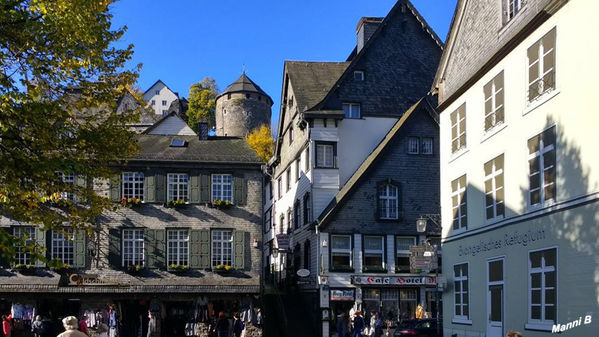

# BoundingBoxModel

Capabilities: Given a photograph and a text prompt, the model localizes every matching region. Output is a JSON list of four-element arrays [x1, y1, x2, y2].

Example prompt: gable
[[145, 114, 196, 136]]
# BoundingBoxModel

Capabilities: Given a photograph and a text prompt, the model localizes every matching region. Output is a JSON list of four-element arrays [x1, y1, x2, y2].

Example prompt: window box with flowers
[[168, 264, 190, 274], [164, 199, 187, 208], [121, 197, 142, 208], [212, 264, 234, 274], [211, 199, 233, 210], [48, 259, 72, 273], [13, 264, 36, 275], [126, 264, 145, 274]]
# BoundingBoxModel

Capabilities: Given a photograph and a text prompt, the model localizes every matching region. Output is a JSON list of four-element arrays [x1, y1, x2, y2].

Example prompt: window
[[528, 28, 556, 102], [528, 126, 556, 206], [342, 103, 361, 119], [315, 142, 336, 168], [58, 172, 75, 201], [227, 93, 231, 99], [264, 208, 272, 233], [407, 137, 419, 154], [454, 263, 469, 320], [303, 193, 312, 226], [529, 248, 556, 324], [421, 138, 433, 155], [293, 200, 300, 229], [151, 100, 156, 106], [122, 172, 144, 200], [484, 72, 505, 131], [14, 227, 36, 265], [279, 214, 285, 234], [303, 240, 311, 270], [295, 159, 301, 181], [504, 0, 525, 23], [286, 169, 291, 192], [330, 235, 352, 271], [450, 104, 466, 153], [211, 230, 233, 267], [378, 183, 399, 219], [396, 237, 416, 273], [451, 175, 467, 231], [289, 127, 294, 144], [162, 100, 167, 106], [305, 147, 310, 172], [484, 154, 505, 220], [51, 229, 74, 266], [162, 110, 167, 116], [212, 174, 233, 202], [354, 71, 364, 81], [167, 230, 189, 266], [168, 173, 189, 202], [286, 209, 292, 233], [363, 236, 385, 272], [155, 90, 159, 95], [277, 177, 282, 199], [269, 180, 273, 200], [123, 229, 144, 267]]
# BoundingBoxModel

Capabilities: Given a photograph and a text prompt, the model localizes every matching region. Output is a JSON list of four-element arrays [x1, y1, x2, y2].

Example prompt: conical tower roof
[[217, 73, 272, 104]]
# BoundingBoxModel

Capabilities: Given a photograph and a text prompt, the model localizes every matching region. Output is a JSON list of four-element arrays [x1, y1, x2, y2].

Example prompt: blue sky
[[111, 0, 457, 128]]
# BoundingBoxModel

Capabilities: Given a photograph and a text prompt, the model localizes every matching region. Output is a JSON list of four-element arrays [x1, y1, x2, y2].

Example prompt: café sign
[[331, 289, 355, 301], [351, 276, 436, 286]]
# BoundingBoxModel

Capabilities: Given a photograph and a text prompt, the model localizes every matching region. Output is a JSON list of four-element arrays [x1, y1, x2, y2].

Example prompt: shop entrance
[[362, 288, 418, 324]]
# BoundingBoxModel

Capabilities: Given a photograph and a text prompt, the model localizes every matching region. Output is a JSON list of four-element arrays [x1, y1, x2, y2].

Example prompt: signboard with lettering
[[276, 234, 290, 251], [410, 244, 438, 272], [330, 289, 355, 301], [68, 274, 129, 287], [351, 276, 436, 286]]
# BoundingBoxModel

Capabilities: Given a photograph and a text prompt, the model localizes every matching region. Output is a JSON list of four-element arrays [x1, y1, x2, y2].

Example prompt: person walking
[[373, 313, 383, 337], [232, 313, 244, 337], [31, 316, 44, 337], [2, 315, 11, 337], [336, 312, 347, 337], [57, 316, 88, 337], [215, 312, 229, 337], [352, 311, 364, 337], [78, 316, 88, 335]]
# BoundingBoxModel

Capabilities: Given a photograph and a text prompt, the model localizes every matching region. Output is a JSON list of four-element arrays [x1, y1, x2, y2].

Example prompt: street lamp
[[416, 217, 427, 233], [416, 216, 441, 337]]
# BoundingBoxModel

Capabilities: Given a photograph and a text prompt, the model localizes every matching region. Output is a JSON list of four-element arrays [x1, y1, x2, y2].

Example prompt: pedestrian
[[352, 311, 364, 337], [367, 311, 377, 337], [78, 315, 88, 335], [373, 313, 383, 337], [2, 315, 11, 337], [336, 312, 347, 337], [96, 324, 109, 337], [232, 313, 244, 337], [32, 316, 44, 337], [506, 331, 523, 337], [57, 316, 88, 337], [215, 312, 229, 337], [147, 312, 155, 337]]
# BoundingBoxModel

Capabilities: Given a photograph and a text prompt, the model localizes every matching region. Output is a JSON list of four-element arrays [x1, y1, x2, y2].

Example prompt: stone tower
[[215, 73, 272, 137]]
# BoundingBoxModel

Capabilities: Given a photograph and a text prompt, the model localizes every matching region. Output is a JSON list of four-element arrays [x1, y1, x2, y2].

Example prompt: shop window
[[122, 172, 144, 200], [51, 229, 74, 266], [330, 235, 352, 271], [400, 289, 418, 321], [14, 227, 36, 265], [528, 248, 556, 326], [453, 263, 469, 320], [484, 154, 505, 220], [122, 229, 144, 267], [211, 230, 233, 267], [396, 237, 416, 273], [167, 173, 189, 202], [167, 229, 189, 267], [363, 236, 385, 272], [528, 126, 556, 207], [212, 174, 233, 202]]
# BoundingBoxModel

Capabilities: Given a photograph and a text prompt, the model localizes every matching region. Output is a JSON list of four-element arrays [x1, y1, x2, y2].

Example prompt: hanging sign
[[351, 275, 436, 286]]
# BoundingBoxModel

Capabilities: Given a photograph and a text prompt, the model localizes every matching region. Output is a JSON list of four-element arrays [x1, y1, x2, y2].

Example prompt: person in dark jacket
[[232, 313, 244, 337], [352, 311, 364, 337], [215, 312, 229, 337], [336, 312, 348, 337]]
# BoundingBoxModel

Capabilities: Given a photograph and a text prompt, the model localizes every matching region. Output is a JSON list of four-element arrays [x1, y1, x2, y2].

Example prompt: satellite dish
[[297, 269, 310, 277]]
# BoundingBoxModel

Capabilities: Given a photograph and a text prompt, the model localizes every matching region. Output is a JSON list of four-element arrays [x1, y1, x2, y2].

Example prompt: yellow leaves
[[246, 125, 274, 163]]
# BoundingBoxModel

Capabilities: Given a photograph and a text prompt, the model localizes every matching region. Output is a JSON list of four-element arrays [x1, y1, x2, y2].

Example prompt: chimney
[[198, 122, 209, 140], [356, 17, 383, 53]]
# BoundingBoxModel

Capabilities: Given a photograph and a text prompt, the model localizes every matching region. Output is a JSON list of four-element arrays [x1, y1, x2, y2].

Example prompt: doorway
[[487, 258, 504, 337]]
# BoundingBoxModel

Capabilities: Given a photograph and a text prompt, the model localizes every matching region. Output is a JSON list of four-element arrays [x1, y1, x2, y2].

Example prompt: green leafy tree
[[187, 78, 219, 131], [0, 0, 141, 261], [246, 125, 274, 163]]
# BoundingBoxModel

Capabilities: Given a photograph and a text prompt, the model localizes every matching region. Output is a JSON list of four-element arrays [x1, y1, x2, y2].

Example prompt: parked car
[[393, 319, 442, 337]]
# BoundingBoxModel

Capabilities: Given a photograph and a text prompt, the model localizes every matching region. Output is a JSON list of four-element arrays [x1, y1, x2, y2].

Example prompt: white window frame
[[122, 172, 144, 200], [211, 230, 233, 267], [451, 175, 467, 232], [122, 229, 145, 267], [363, 235, 385, 271], [453, 263, 470, 321], [484, 72, 504, 132], [305, 147, 310, 172], [527, 126, 556, 208], [286, 169, 291, 192], [277, 178, 282, 200], [330, 234, 352, 271], [167, 173, 189, 202], [59, 172, 75, 201], [395, 236, 416, 273], [421, 138, 434, 155], [484, 155, 504, 221], [316, 143, 335, 168], [51, 229, 74, 266], [504, 0, 525, 22], [527, 247, 557, 330], [211, 174, 233, 202], [354, 71, 364, 81], [407, 137, 419, 154], [167, 229, 189, 267], [162, 100, 167, 106], [450, 104, 466, 153], [14, 227, 36, 265], [342, 103, 361, 119], [527, 28, 556, 103], [378, 184, 399, 220], [295, 159, 301, 182]]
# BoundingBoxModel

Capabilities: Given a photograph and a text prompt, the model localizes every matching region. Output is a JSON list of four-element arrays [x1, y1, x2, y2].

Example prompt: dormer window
[[155, 90, 159, 95], [503, 0, 525, 24], [354, 71, 364, 81], [342, 103, 361, 119]]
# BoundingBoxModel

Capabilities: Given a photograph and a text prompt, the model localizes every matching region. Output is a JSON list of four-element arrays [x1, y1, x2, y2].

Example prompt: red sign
[[351, 276, 436, 286]]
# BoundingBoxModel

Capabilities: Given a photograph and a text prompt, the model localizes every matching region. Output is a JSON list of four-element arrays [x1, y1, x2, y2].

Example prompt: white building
[[143, 79, 179, 116]]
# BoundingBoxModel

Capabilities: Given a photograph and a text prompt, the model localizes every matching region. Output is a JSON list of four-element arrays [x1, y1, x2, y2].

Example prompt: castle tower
[[215, 73, 273, 137]]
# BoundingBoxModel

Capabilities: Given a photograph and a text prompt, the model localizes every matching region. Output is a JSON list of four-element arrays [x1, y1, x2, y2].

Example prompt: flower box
[[126, 265, 144, 274], [13, 264, 36, 274], [168, 264, 190, 273], [164, 200, 187, 208], [211, 199, 233, 210], [121, 197, 142, 208], [212, 264, 234, 274]]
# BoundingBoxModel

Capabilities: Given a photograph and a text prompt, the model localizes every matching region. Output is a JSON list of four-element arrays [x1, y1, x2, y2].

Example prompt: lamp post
[[416, 216, 441, 337]]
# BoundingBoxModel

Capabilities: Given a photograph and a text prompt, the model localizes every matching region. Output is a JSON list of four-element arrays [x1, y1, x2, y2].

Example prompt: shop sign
[[351, 275, 436, 286], [410, 244, 437, 272], [330, 289, 355, 301], [276, 234, 290, 251], [68, 274, 129, 287]]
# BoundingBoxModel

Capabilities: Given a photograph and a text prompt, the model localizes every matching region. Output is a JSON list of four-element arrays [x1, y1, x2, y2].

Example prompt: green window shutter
[[190, 229, 210, 269], [73, 230, 86, 268], [234, 231, 246, 270], [145, 172, 156, 203], [199, 173, 211, 203], [190, 171, 200, 203], [35, 227, 46, 267], [75, 174, 87, 203], [233, 173, 246, 205], [150, 229, 165, 269], [146, 229, 155, 268], [110, 175, 121, 202], [155, 171, 165, 203], [108, 228, 121, 268], [0, 228, 9, 267]]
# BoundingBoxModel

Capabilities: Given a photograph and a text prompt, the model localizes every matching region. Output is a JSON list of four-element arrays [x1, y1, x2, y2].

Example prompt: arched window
[[287, 208, 292, 233], [279, 214, 285, 234], [303, 192, 312, 225], [378, 182, 399, 219]]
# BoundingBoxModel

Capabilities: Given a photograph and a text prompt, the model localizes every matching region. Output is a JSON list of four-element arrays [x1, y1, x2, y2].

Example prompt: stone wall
[[215, 92, 271, 138]]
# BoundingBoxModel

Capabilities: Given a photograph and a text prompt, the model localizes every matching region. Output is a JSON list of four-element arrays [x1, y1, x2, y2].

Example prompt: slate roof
[[167, 97, 189, 120], [285, 61, 350, 112], [132, 134, 262, 164], [217, 73, 272, 103], [142, 79, 178, 98]]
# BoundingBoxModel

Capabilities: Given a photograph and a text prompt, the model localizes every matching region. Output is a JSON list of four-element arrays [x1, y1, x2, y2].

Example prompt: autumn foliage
[[246, 125, 274, 163]]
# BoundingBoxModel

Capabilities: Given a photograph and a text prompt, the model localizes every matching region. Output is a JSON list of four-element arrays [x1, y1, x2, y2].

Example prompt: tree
[[0, 0, 141, 261], [246, 125, 274, 163], [187, 78, 219, 131]]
